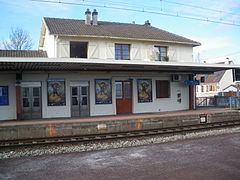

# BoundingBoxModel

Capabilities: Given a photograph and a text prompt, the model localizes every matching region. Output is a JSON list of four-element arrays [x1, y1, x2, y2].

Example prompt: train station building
[[0, 9, 238, 121]]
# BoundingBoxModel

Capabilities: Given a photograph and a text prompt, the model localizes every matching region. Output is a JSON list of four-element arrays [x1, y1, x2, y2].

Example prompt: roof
[[196, 70, 226, 83], [0, 50, 48, 58], [223, 84, 237, 91], [0, 58, 238, 73], [42, 17, 200, 46]]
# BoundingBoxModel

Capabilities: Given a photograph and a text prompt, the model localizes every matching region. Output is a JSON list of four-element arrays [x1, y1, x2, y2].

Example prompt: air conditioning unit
[[172, 74, 182, 81]]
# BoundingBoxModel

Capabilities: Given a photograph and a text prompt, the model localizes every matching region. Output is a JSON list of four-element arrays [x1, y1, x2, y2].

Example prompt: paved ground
[[1, 133, 240, 180]]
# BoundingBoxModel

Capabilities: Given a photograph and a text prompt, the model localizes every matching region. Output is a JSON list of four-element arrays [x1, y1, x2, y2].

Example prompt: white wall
[[132, 75, 189, 113], [41, 28, 56, 58], [0, 72, 190, 120], [219, 70, 233, 91], [21, 72, 116, 118], [55, 37, 194, 63], [22, 73, 71, 119], [22, 72, 190, 118], [170, 45, 193, 62], [0, 73, 16, 120]]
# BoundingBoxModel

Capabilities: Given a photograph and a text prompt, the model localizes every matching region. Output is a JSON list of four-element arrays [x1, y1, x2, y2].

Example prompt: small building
[[0, 9, 237, 121], [196, 61, 235, 98], [223, 84, 237, 92]]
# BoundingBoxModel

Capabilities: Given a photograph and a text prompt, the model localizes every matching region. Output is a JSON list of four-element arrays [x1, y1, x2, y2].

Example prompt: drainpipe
[[16, 72, 22, 120], [189, 74, 195, 110]]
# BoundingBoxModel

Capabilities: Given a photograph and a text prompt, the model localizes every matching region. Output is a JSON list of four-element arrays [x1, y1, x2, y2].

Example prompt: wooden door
[[116, 81, 132, 114]]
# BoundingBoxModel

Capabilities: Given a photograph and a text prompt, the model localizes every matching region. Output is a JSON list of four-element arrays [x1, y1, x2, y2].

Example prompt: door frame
[[21, 82, 42, 120], [115, 80, 133, 114], [70, 81, 90, 117]]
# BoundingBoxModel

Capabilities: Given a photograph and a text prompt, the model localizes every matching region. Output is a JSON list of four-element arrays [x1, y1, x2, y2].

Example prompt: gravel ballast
[[1, 126, 240, 159]]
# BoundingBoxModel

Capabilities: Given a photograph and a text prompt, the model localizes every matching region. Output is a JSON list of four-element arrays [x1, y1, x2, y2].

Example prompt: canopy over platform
[[0, 58, 239, 74]]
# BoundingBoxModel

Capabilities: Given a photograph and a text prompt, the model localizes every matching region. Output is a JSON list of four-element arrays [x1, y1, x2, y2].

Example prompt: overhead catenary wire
[[86, 0, 240, 17], [31, 0, 240, 27], [162, 0, 240, 17], [82, 0, 240, 23]]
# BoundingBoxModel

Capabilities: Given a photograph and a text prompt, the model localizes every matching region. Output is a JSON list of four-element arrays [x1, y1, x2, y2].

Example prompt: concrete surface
[[0, 133, 240, 180], [1, 108, 240, 141]]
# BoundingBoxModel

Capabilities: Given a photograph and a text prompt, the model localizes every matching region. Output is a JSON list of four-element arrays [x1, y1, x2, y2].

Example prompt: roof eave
[[39, 18, 50, 48], [0, 57, 238, 73], [49, 34, 201, 46]]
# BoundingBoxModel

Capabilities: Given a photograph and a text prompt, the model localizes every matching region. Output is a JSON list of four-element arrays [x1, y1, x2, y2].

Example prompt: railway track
[[1, 120, 240, 148]]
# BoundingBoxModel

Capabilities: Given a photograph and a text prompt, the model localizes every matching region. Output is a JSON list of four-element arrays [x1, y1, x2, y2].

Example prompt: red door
[[116, 81, 132, 114]]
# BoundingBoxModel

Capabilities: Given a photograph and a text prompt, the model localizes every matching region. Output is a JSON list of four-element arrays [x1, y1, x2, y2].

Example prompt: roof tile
[[43, 17, 200, 46], [0, 50, 48, 57]]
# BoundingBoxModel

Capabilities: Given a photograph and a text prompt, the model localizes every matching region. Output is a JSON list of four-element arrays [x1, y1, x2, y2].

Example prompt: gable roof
[[42, 17, 200, 46], [223, 84, 237, 91], [0, 50, 48, 58], [196, 70, 226, 84]]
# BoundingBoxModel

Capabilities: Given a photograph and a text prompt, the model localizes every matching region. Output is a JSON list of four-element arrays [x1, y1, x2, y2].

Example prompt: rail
[[1, 120, 240, 148]]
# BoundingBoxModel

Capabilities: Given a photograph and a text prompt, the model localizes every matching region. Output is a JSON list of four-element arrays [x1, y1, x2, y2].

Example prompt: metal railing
[[196, 96, 240, 109]]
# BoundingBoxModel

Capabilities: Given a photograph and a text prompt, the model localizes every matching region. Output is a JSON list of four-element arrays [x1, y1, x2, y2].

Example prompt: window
[[70, 42, 88, 58], [154, 46, 168, 61], [209, 85, 213, 91], [156, 80, 170, 98], [212, 85, 216, 91], [115, 44, 130, 60]]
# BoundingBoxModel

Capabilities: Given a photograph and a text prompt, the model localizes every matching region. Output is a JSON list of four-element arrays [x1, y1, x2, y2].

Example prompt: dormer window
[[115, 44, 130, 60], [70, 42, 88, 58], [154, 46, 168, 61]]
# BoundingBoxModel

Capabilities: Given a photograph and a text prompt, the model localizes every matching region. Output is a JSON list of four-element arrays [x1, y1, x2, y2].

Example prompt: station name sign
[[184, 80, 200, 86]]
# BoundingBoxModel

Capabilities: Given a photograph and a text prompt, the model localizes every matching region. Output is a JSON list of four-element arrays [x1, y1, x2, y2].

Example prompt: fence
[[196, 96, 240, 109]]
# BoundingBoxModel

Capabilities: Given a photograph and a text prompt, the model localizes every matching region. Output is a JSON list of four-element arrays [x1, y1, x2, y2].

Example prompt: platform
[[0, 108, 240, 141]]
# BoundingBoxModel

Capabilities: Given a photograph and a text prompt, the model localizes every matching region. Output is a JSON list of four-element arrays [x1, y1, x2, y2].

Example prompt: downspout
[[189, 74, 195, 110]]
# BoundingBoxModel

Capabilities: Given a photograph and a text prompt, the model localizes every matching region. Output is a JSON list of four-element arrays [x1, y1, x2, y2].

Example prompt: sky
[[0, 0, 240, 64]]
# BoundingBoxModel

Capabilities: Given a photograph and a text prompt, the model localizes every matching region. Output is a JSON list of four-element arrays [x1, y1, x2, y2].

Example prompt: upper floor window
[[115, 44, 130, 60], [70, 42, 88, 58], [154, 46, 168, 61]]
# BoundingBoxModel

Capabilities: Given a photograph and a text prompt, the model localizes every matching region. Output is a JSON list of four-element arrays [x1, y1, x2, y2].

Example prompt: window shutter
[[106, 43, 114, 59], [89, 43, 99, 59], [132, 44, 141, 60], [58, 43, 69, 58]]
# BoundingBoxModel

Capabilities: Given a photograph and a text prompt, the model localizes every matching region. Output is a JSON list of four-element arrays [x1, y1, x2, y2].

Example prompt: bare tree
[[2, 27, 33, 50]]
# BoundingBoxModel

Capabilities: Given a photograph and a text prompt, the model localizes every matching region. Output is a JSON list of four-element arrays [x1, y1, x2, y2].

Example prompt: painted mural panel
[[95, 79, 112, 104], [47, 79, 66, 106], [137, 79, 152, 103]]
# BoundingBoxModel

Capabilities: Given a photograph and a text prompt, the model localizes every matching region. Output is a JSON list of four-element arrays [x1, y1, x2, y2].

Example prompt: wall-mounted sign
[[21, 82, 41, 87], [137, 79, 152, 103], [0, 86, 9, 105], [47, 79, 66, 106], [95, 79, 112, 104], [184, 80, 200, 86]]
